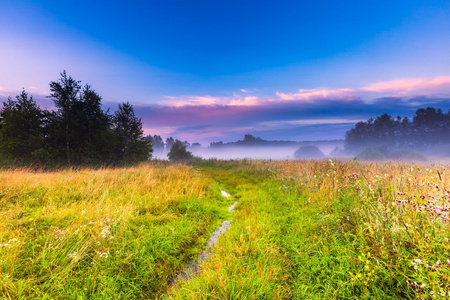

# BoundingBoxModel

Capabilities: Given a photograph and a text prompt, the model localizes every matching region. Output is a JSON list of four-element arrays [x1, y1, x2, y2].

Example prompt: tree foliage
[[150, 135, 165, 153], [0, 90, 44, 164], [167, 140, 194, 161], [345, 107, 450, 153], [113, 102, 151, 163], [0, 71, 152, 166]]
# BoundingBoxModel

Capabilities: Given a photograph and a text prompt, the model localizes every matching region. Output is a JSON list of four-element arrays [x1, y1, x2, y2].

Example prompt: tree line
[[0, 71, 151, 166], [345, 107, 450, 152]]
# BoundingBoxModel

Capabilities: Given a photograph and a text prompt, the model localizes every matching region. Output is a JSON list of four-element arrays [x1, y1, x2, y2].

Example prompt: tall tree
[[113, 102, 152, 163], [73, 84, 114, 163], [48, 70, 82, 164], [165, 137, 175, 152], [413, 107, 447, 146], [0, 89, 44, 163], [150, 135, 165, 153]]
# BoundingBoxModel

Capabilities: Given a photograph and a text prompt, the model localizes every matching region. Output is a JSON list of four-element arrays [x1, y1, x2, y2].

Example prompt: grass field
[[1, 160, 450, 299]]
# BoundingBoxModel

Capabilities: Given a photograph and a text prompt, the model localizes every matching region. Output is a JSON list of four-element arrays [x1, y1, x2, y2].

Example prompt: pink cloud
[[159, 93, 262, 107], [275, 76, 450, 103], [361, 76, 450, 94], [158, 76, 450, 109], [276, 88, 356, 102], [229, 96, 259, 106]]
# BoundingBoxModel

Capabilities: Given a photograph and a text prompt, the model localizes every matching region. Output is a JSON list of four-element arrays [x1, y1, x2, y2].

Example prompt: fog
[[153, 141, 345, 160]]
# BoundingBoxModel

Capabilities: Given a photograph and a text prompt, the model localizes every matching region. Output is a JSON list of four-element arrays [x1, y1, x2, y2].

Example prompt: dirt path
[[171, 189, 237, 285]]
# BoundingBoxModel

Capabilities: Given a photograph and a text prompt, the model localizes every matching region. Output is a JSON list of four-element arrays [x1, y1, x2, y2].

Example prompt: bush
[[356, 146, 387, 161], [294, 145, 325, 159], [167, 140, 194, 161], [389, 148, 427, 161], [357, 146, 427, 161]]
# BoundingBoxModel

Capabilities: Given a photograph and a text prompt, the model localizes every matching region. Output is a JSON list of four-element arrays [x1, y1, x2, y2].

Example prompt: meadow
[[1, 160, 449, 299]]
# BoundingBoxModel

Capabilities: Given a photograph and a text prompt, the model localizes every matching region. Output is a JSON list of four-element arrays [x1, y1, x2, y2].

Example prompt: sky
[[1, 0, 450, 144]]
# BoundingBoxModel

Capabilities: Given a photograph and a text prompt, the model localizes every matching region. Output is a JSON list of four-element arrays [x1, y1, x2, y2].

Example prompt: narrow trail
[[171, 189, 237, 285]]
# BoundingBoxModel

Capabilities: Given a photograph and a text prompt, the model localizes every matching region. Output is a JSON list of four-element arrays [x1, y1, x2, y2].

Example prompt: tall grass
[[2, 159, 449, 298], [0, 163, 231, 299], [168, 159, 450, 299]]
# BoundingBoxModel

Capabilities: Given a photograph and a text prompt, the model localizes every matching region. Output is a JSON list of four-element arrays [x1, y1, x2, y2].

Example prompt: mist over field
[[150, 140, 344, 160]]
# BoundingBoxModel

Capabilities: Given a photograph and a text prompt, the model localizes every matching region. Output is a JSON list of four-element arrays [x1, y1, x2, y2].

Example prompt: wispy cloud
[[276, 88, 356, 102], [160, 94, 262, 107], [258, 118, 364, 127], [160, 76, 450, 109], [361, 76, 450, 94]]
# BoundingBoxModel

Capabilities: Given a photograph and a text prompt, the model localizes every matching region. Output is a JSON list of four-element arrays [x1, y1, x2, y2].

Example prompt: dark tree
[[47, 72, 117, 164], [165, 137, 175, 152], [413, 107, 448, 147], [48, 70, 82, 164], [209, 141, 224, 148], [167, 139, 193, 161], [0, 71, 153, 166], [242, 134, 263, 145], [74, 85, 115, 163], [345, 106, 450, 154], [0, 89, 45, 163], [150, 135, 165, 153], [113, 102, 152, 163]]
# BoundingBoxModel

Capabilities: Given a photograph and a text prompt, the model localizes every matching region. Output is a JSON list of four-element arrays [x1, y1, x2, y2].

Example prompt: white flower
[[97, 251, 110, 258]]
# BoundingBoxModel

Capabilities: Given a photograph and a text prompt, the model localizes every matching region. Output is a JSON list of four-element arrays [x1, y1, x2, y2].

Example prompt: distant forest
[[0, 71, 151, 166], [345, 107, 450, 153], [209, 134, 342, 148]]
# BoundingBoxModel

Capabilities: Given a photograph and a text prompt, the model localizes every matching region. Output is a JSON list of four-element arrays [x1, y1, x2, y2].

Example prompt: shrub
[[389, 148, 427, 161], [167, 140, 194, 161], [356, 146, 387, 161], [294, 145, 325, 159]]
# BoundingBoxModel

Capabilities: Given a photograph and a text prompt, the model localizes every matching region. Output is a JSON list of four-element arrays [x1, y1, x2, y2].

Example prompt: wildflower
[[435, 260, 441, 268], [100, 226, 114, 239], [97, 251, 110, 258], [68, 251, 78, 259]]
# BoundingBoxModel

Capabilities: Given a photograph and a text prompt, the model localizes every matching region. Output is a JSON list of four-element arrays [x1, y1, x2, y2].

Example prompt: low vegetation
[[294, 145, 325, 159], [1, 159, 449, 299], [0, 163, 231, 298]]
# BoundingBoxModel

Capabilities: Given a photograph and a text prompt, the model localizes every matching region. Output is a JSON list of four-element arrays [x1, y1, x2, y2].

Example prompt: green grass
[[0, 163, 232, 299], [2, 160, 450, 298]]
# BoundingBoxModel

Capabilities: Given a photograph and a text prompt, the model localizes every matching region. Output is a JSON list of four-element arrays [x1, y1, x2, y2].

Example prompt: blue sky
[[1, 0, 450, 144]]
